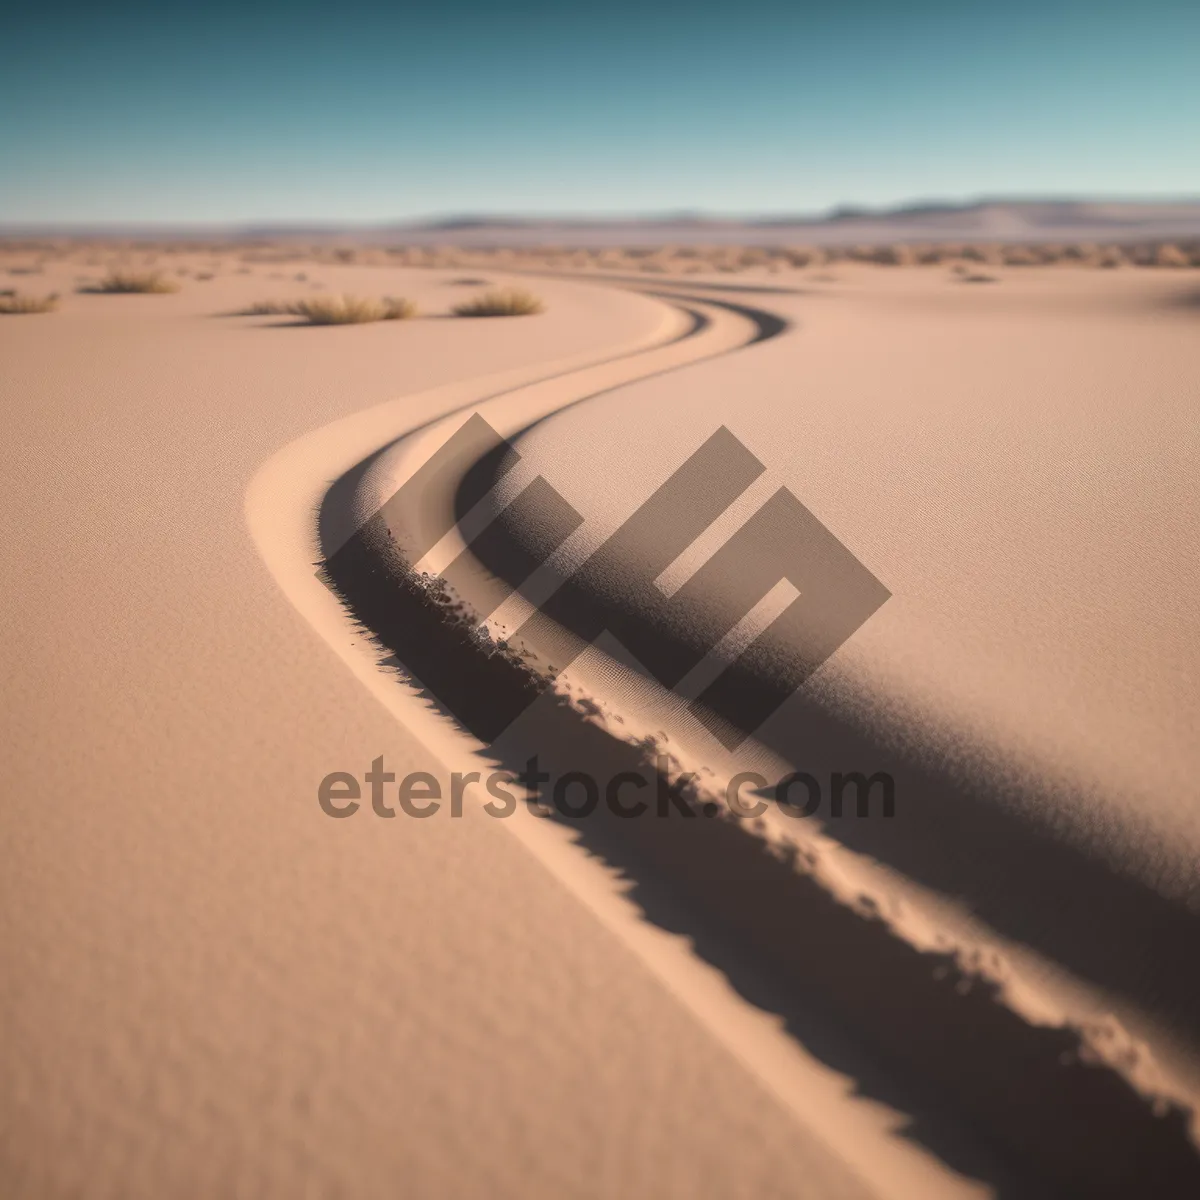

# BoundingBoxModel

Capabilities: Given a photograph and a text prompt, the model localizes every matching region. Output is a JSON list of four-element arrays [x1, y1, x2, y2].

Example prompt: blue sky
[[3, 0, 1198, 223]]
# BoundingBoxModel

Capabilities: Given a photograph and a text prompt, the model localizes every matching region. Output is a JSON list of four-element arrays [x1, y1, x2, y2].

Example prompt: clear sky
[[3, 0, 1198, 224]]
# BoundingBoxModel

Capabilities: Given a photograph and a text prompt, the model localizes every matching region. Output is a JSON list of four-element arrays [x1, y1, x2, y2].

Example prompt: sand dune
[[482, 267, 1200, 1023], [4, 247, 1200, 1197], [320, 267, 1200, 1194], [1, 260, 901, 1199]]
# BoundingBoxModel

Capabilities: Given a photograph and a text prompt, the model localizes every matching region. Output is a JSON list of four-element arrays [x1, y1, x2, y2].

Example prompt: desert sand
[[3, 245, 1199, 1197]]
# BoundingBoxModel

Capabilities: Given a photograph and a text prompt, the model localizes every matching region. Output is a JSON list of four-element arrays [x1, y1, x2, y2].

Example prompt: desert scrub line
[[0, 291, 59, 314], [237, 290, 544, 323], [79, 270, 180, 294], [318, 756, 895, 820], [236, 295, 417, 323]]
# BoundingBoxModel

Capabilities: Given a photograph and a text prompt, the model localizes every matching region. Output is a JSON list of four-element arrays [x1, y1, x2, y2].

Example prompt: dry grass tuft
[[83, 270, 180, 294], [240, 295, 417, 323], [0, 291, 59, 314], [236, 299, 291, 316], [784, 246, 824, 268], [1153, 244, 1189, 268], [452, 287, 544, 317], [289, 295, 417, 323]]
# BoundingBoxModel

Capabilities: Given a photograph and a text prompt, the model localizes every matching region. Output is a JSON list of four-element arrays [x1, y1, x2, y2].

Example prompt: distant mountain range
[[6, 199, 1200, 245]]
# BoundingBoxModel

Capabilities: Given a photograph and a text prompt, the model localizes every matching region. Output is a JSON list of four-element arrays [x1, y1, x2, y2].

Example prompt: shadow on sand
[[317, 288, 1200, 1198]]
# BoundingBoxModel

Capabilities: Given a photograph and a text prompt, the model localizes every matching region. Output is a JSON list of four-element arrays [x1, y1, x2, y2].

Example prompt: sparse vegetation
[[1154, 244, 1189, 268], [0, 291, 59, 314], [452, 288, 544, 317], [5, 234, 1193, 310], [291, 295, 417, 323], [237, 299, 291, 316], [83, 270, 179, 294], [239, 295, 417, 323], [875, 244, 917, 266]]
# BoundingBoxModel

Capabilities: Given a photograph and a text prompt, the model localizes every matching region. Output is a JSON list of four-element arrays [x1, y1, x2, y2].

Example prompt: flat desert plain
[[2, 245, 1199, 1199]]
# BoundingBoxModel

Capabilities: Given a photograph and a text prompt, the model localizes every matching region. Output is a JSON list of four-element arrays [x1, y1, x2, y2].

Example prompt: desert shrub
[[917, 243, 968, 264], [915, 244, 950, 264], [873, 244, 917, 266], [1034, 244, 1070, 264], [289, 295, 416, 323], [1154, 243, 1189, 268], [452, 288, 544, 317], [705, 246, 743, 272], [0, 291, 59, 314], [958, 244, 1003, 266], [240, 295, 417, 323], [237, 299, 291, 316], [1060, 243, 1097, 265], [1001, 246, 1040, 266], [84, 270, 179, 294]]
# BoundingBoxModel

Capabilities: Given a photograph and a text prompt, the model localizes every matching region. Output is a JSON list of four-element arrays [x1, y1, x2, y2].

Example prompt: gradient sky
[[3, 0, 1198, 224]]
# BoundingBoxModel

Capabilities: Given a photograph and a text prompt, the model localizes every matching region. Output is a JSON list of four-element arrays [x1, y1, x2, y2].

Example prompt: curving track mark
[[318, 278, 1200, 1198], [319, 289, 783, 743]]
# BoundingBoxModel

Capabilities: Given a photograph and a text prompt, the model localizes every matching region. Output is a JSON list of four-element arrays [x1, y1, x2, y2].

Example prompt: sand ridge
[[319, 266, 1200, 1193], [2, 258, 888, 1198], [4, 246, 1200, 1197]]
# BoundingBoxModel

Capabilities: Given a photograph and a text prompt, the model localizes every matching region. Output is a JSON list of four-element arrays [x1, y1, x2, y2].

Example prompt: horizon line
[[4, 193, 1200, 235]]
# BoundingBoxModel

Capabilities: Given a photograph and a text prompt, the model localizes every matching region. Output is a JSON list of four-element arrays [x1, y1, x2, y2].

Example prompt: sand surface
[[490, 266, 1200, 958], [3, 251, 1199, 1197], [325, 263, 1200, 1190], [0, 258, 939, 1199]]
